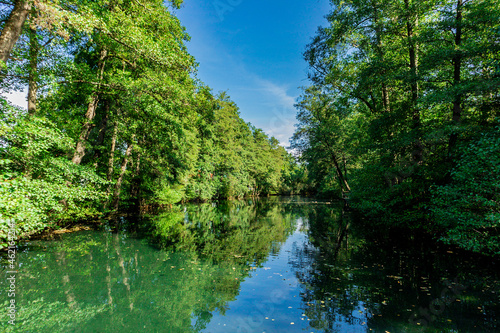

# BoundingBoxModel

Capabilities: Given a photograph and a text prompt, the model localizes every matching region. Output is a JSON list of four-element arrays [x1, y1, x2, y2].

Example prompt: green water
[[1, 197, 499, 332]]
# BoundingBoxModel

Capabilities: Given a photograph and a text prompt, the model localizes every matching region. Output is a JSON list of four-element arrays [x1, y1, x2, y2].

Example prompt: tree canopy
[[0, 0, 302, 247]]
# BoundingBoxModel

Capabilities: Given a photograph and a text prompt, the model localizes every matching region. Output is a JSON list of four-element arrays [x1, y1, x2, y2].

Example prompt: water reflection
[[0, 197, 498, 332], [294, 205, 500, 333]]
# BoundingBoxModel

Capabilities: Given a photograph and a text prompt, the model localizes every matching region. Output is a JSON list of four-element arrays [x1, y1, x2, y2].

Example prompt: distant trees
[[183, 91, 292, 201], [293, 0, 500, 255]]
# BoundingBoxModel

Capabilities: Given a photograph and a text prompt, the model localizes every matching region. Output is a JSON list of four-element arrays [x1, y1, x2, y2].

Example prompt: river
[[1, 197, 499, 332]]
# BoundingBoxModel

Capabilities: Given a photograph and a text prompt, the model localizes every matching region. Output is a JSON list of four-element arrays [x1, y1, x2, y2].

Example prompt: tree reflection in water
[[0, 197, 498, 332]]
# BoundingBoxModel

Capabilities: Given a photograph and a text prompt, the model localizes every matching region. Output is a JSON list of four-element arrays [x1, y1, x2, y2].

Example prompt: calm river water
[[1, 197, 499, 332]]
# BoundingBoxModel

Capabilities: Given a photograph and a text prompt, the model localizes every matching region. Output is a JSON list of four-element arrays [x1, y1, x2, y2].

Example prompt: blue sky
[[174, 0, 330, 147]]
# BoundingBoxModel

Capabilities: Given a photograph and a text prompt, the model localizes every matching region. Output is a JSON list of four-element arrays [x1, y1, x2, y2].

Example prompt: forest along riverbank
[[1, 197, 499, 332]]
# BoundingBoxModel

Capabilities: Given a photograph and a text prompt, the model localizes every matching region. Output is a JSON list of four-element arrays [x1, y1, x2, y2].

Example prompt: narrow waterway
[[1, 197, 499, 332]]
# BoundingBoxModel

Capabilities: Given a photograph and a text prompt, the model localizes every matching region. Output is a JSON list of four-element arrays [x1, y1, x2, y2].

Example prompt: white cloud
[[263, 106, 297, 148], [254, 77, 296, 110], [3, 90, 27, 109], [249, 77, 298, 148]]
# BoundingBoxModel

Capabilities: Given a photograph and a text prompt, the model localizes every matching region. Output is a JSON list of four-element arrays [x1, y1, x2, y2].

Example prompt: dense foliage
[[292, 0, 500, 255], [2, 0, 498, 256], [0, 0, 300, 247]]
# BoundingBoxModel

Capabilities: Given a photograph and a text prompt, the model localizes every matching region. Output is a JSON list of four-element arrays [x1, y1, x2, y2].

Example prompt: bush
[[0, 106, 107, 247], [155, 183, 185, 205], [431, 124, 500, 255]]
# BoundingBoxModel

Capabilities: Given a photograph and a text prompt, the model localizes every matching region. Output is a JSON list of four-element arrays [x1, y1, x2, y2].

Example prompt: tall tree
[[0, 0, 31, 65]]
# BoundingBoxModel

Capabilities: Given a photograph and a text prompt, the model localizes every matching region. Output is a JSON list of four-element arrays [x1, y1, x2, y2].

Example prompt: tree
[[295, 0, 500, 254], [0, 0, 31, 65], [292, 86, 353, 196]]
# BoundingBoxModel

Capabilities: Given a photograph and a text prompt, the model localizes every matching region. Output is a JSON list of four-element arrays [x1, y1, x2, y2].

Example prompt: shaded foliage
[[292, 0, 500, 255]]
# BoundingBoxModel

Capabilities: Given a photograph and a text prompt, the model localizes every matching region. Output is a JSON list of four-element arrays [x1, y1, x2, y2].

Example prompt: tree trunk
[[330, 150, 351, 192], [0, 0, 31, 65], [448, 0, 463, 155], [372, 0, 391, 113], [92, 100, 110, 167], [405, 0, 423, 164], [114, 233, 134, 310], [55, 250, 77, 309], [381, 84, 391, 113], [27, 23, 38, 115], [105, 234, 114, 308], [129, 151, 142, 210], [95, 101, 109, 147], [71, 48, 107, 165], [343, 155, 348, 182], [107, 121, 118, 181], [322, 136, 351, 192], [406, 0, 419, 107], [111, 137, 134, 210], [72, 95, 99, 164]]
